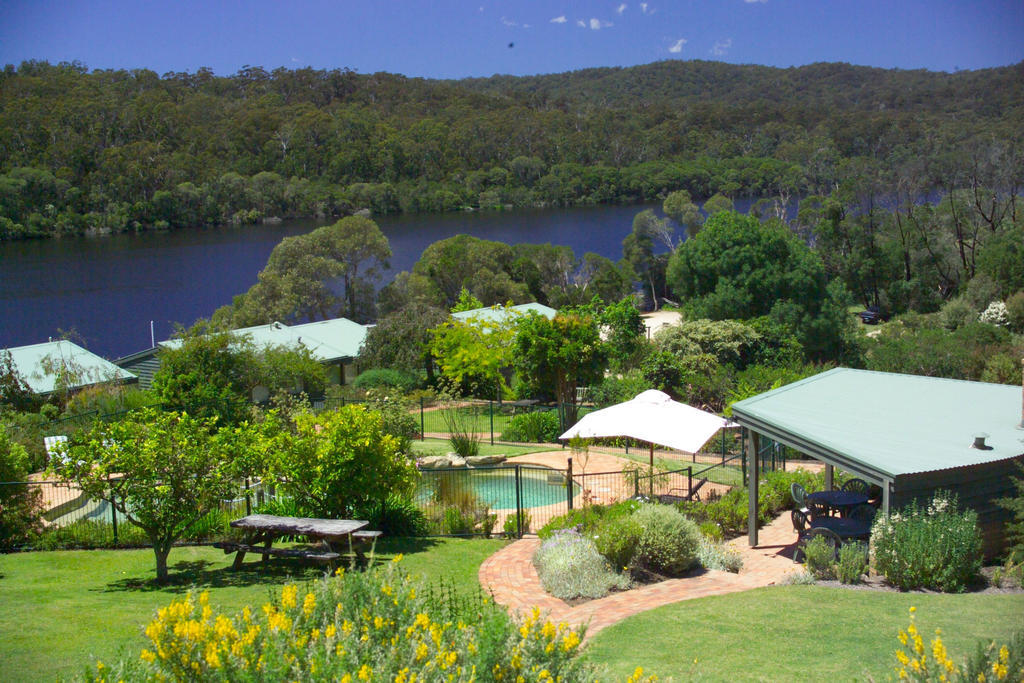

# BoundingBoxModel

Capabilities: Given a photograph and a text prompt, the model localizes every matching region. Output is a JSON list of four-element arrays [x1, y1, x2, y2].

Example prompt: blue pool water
[[419, 467, 577, 511]]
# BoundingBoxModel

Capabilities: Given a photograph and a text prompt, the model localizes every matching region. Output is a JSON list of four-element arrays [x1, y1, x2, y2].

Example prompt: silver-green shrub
[[697, 536, 743, 572], [633, 504, 701, 576], [533, 529, 631, 600], [836, 541, 868, 584], [802, 535, 836, 580], [592, 514, 643, 571]]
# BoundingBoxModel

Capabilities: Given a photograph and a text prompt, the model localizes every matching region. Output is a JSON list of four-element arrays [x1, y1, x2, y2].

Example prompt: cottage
[[3, 340, 137, 397]]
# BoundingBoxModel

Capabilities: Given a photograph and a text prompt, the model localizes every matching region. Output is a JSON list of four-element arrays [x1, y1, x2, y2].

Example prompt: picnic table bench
[[215, 514, 382, 570]]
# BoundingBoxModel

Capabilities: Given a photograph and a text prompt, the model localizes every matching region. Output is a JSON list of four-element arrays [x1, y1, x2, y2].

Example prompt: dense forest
[[1, 59, 1021, 240]]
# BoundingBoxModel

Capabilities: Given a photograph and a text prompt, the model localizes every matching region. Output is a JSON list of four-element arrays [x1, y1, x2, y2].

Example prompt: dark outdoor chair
[[794, 525, 843, 563], [791, 508, 809, 535], [841, 478, 871, 495], [807, 498, 830, 522], [790, 482, 808, 511], [849, 504, 876, 529]]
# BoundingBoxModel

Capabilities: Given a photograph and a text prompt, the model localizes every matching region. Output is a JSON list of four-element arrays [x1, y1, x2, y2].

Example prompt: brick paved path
[[479, 512, 801, 640]]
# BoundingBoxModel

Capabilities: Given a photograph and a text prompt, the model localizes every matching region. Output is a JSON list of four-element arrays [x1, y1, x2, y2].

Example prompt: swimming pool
[[418, 466, 578, 511]]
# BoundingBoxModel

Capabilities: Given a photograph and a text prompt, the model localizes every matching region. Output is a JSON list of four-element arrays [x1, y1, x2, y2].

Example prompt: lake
[[1, 202, 676, 359]]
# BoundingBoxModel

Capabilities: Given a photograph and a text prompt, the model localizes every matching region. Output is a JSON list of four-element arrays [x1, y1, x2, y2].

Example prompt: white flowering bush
[[870, 492, 982, 592], [533, 529, 631, 600], [696, 536, 744, 573], [979, 300, 1010, 326]]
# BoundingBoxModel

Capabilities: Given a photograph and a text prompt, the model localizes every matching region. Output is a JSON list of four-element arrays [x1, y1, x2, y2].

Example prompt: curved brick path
[[479, 512, 801, 640]]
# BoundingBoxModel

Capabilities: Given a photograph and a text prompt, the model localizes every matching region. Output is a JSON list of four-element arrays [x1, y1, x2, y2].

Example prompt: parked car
[[857, 306, 887, 324]]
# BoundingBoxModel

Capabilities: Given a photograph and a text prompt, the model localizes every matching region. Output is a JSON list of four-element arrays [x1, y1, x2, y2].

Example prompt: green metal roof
[[4, 340, 137, 395], [159, 318, 368, 363], [451, 302, 556, 325], [731, 367, 1024, 479]]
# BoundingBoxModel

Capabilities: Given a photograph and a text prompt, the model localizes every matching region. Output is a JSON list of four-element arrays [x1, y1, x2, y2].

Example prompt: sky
[[1, 1, 1022, 80]]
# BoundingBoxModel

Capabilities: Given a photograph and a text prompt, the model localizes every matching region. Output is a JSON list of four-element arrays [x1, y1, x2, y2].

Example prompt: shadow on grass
[[98, 536, 448, 594]]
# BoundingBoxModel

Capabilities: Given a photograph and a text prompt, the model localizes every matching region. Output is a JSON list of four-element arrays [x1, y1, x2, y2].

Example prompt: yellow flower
[[358, 664, 373, 680], [281, 584, 299, 610], [326, 624, 337, 638], [140, 649, 156, 664], [303, 591, 317, 617]]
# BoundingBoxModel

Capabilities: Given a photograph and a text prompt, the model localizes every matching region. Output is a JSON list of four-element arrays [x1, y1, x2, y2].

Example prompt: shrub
[[1005, 291, 1024, 333], [592, 514, 643, 571], [90, 559, 611, 682], [835, 541, 868, 584], [697, 536, 743, 572], [366, 394, 420, 453], [632, 504, 701, 576], [358, 493, 429, 537], [537, 500, 640, 539], [802, 535, 836, 579], [442, 407, 481, 459], [939, 296, 976, 331], [502, 510, 531, 538], [978, 300, 1010, 326], [0, 424, 42, 550], [871, 492, 983, 592], [891, 607, 1024, 682], [533, 529, 631, 600], [352, 368, 420, 392], [499, 410, 561, 443]]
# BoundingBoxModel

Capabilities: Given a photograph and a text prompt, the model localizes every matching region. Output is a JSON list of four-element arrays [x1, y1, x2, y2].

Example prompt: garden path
[[478, 512, 801, 641]]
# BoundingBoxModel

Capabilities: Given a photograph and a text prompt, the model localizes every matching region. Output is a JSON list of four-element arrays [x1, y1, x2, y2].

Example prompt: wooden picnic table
[[216, 514, 377, 569]]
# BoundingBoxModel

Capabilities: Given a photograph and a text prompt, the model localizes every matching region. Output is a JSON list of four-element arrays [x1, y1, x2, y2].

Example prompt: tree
[[622, 210, 669, 310], [599, 297, 646, 371], [272, 405, 418, 518], [53, 409, 244, 582], [358, 302, 448, 378], [513, 310, 608, 425], [702, 193, 734, 216], [0, 423, 42, 549], [429, 306, 520, 398], [227, 216, 391, 325], [410, 234, 528, 308], [152, 326, 326, 425], [666, 210, 852, 361], [662, 190, 703, 239], [0, 350, 40, 412]]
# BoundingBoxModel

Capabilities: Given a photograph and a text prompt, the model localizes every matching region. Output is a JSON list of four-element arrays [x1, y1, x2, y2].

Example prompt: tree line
[[0, 58, 1020, 239]]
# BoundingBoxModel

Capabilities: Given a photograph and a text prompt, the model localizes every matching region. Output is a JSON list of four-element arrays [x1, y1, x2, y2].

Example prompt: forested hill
[[0, 59, 1021, 240], [458, 60, 1024, 117]]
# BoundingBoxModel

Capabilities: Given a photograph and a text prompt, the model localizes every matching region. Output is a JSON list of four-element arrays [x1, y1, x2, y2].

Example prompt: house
[[4, 340, 137, 397], [732, 367, 1024, 557], [451, 302, 557, 328], [115, 317, 369, 393]]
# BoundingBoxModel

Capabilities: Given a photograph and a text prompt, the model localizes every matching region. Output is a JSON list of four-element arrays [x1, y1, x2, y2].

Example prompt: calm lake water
[[1, 202, 675, 359]]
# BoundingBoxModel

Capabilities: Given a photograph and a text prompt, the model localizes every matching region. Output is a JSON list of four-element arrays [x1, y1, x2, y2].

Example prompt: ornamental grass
[[81, 556, 655, 682]]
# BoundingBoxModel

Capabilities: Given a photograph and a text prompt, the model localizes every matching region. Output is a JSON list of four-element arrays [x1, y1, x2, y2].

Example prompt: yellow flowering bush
[[893, 607, 1023, 682], [82, 558, 658, 682]]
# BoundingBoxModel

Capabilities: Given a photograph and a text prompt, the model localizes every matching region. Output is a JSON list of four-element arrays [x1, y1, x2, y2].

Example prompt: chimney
[[972, 433, 992, 450]]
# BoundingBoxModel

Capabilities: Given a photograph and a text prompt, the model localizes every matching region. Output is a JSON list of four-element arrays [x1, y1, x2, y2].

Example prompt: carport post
[[825, 464, 834, 490], [747, 429, 759, 547]]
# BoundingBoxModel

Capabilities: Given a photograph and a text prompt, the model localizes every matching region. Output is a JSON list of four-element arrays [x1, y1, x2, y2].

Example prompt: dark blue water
[[0, 203, 670, 359]]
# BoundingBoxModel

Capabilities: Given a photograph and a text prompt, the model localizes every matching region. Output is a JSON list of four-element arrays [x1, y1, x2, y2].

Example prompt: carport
[[731, 367, 1024, 556]]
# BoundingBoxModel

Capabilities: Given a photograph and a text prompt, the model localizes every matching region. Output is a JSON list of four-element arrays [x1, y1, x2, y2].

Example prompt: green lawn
[[410, 437, 551, 457], [0, 537, 505, 682], [584, 586, 1024, 681]]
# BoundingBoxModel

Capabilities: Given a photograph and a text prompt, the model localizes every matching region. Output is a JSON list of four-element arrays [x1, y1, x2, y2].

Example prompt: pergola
[[730, 367, 1024, 555]]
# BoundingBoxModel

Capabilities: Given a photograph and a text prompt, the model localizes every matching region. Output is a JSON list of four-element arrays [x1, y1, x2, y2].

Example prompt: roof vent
[[972, 433, 992, 450]]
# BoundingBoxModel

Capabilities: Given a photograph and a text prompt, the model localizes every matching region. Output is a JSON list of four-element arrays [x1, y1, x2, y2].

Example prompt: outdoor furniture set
[[213, 514, 383, 570], [790, 479, 875, 560]]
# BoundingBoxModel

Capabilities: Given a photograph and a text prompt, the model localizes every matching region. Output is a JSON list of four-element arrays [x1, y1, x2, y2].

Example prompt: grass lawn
[[0, 536, 505, 682], [584, 585, 1024, 681], [611, 449, 745, 487], [410, 437, 550, 457]]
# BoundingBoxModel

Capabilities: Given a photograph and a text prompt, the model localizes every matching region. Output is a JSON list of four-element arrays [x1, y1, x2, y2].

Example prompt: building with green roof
[[732, 367, 1024, 555], [5, 340, 137, 396], [451, 302, 556, 326], [115, 317, 369, 392]]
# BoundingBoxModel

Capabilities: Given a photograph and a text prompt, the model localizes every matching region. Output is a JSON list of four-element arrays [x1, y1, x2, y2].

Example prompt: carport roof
[[731, 367, 1024, 479]]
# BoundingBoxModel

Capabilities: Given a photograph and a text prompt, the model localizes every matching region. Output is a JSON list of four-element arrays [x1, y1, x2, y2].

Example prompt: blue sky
[[1, 1, 1022, 79]]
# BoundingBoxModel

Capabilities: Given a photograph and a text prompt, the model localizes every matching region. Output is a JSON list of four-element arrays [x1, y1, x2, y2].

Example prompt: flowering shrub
[[84, 557, 640, 682], [892, 606, 1023, 681], [696, 536, 743, 573], [533, 529, 631, 600], [801, 535, 836, 580], [633, 504, 701, 576], [978, 301, 1010, 326], [871, 493, 983, 592]]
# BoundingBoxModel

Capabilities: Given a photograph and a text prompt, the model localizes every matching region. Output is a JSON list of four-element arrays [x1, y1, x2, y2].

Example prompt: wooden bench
[[213, 541, 340, 568]]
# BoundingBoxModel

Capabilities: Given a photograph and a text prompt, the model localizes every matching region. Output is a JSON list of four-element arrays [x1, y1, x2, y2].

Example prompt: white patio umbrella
[[559, 389, 737, 469]]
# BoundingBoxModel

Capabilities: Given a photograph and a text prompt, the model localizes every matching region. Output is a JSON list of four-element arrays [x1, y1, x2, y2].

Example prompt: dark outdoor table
[[806, 489, 868, 515], [225, 514, 369, 569], [809, 516, 871, 540]]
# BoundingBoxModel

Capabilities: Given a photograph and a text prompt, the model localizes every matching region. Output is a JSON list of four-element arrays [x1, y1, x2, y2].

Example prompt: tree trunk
[[153, 543, 172, 584]]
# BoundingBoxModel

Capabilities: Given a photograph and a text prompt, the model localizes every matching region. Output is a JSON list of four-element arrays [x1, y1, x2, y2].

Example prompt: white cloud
[[291, 57, 300, 63], [577, 19, 586, 27], [640, 3, 652, 14], [550, 15, 567, 23], [617, 3, 627, 14], [588, 18, 612, 29], [711, 38, 732, 56], [668, 38, 687, 54], [744, 0, 768, 3], [501, 16, 518, 27]]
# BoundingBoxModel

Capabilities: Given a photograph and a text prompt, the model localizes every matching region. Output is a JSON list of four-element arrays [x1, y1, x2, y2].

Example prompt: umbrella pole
[[649, 443, 654, 497]]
